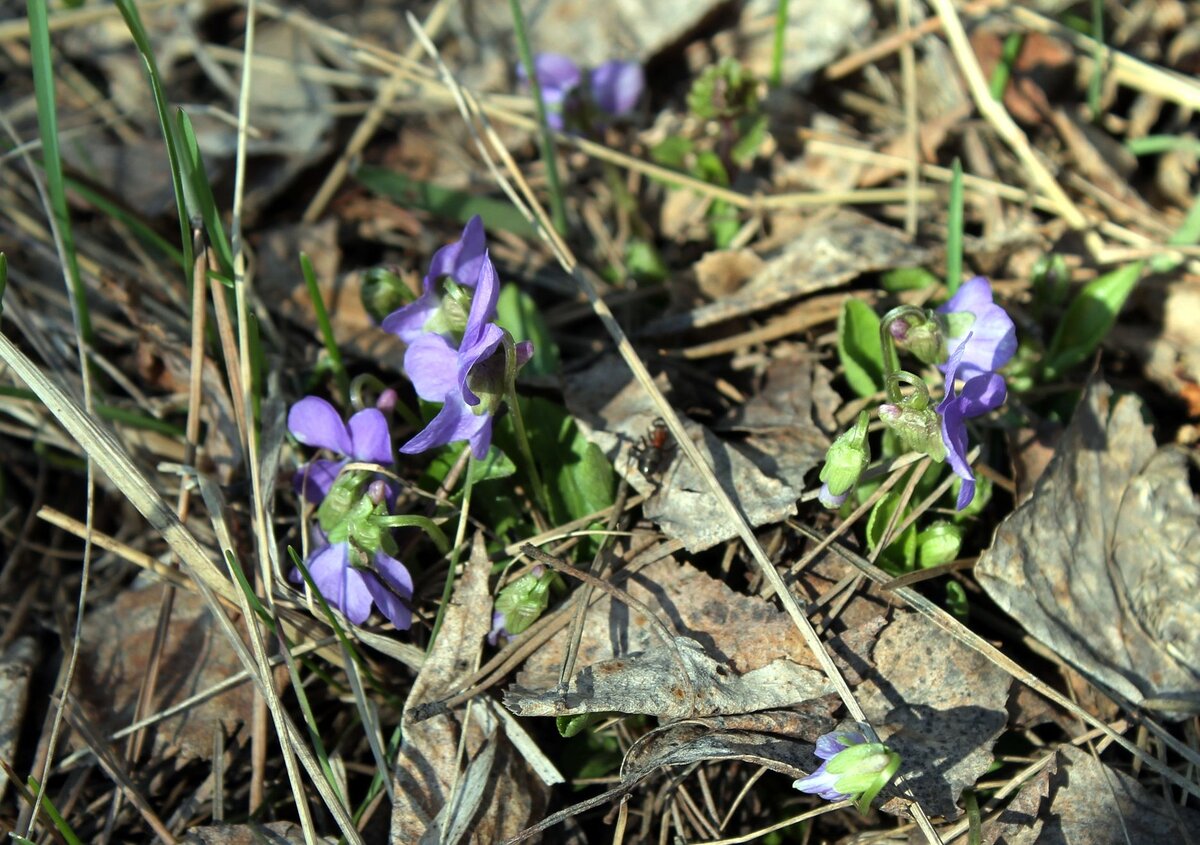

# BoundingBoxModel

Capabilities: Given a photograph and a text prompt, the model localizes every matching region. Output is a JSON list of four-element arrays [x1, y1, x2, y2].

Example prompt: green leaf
[[730, 113, 769, 167], [423, 444, 516, 491], [496, 283, 560, 377], [650, 136, 693, 170], [692, 151, 730, 187], [837, 299, 885, 397], [557, 712, 601, 738], [1045, 261, 1142, 376], [865, 492, 917, 573], [354, 165, 536, 238], [881, 267, 938, 293], [625, 238, 667, 282], [945, 581, 969, 619], [708, 200, 740, 249]]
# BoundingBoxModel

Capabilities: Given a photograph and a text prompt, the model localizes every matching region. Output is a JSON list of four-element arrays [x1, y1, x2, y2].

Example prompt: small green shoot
[[837, 299, 885, 397], [300, 252, 351, 405]]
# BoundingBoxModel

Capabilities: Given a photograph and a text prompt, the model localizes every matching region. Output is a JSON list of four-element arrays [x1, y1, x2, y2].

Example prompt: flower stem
[[427, 446, 475, 651], [375, 515, 450, 556], [506, 389, 550, 515], [508, 0, 568, 236], [879, 304, 926, 404]]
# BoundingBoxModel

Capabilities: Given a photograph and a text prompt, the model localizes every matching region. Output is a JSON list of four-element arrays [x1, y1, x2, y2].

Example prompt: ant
[[632, 417, 674, 481]]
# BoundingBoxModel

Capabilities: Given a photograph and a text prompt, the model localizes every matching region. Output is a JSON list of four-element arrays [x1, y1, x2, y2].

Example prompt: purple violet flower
[[937, 276, 1016, 381], [381, 216, 490, 344], [937, 336, 1007, 510], [397, 223, 533, 459], [793, 731, 865, 801], [288, 396, 393, 503], [291, 537, 413, 630], [589, 60, 644, 118], [518, 54, 643, 131], [487, 610, 510, 647]]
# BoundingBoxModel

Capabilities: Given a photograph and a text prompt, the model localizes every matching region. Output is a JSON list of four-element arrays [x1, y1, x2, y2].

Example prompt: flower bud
[[889, 309, 946, 366], [879, 403, 946, 462], [494, 566, 556, 636], [361, 267, 413, 324], [793, 730, 901, 814], [366, 479, 389, 506], [375, 388, 398, 415], [818, 411, 870, 507]]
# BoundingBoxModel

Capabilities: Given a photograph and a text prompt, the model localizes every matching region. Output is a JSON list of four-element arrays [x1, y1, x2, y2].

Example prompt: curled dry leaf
[[391, 534, 548, 844], [977, 380, 1200, 717], [980, 746, 1200, 844], [505, 635, 833, 720]]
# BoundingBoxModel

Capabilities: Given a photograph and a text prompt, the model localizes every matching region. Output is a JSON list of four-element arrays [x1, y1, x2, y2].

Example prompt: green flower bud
[[495, 564, 554, 636], [889, 309, 947, 366], [825, 741, 902, 813], [878, 402, 946, 462], [819, 411, 871, 502], [687, 57, 760, 121], [361, 267, 414, 323]]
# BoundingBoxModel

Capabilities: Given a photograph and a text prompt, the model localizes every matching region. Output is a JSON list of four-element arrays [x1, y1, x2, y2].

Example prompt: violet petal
[[348, 408, 394, 464], [405, 333, 461, 402], [288, 396, 352, 454]]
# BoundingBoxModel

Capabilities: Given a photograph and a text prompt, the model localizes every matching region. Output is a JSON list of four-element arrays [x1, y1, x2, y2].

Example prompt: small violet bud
[[493, 565, 555, 639], [375, 388, 398, 415], [878, 402, 946, 463], [888, 309, 945, 367], [818, 411, 871, 509], [366, 479, 389, 506], [793, 730, 901, 814]]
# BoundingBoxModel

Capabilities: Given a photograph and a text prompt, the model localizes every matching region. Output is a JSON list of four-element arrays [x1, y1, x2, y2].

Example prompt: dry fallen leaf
[[857, 613, 1011, 819], [977, 379, 1200, 717], [391, 534, 548, 844], [181, 822, 328, 845], [0, 637, 36, 802], [73, 586, 260, 762], [981, 746, 1200, 844]]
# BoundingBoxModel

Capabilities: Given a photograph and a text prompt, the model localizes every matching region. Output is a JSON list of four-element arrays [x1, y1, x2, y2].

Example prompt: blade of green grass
[[1087, 0, 1104, 120], [508, 0, 568, 235], [1126, 135, 1200, 157], [176, 109, 234, 277], [988, 32, 1023, 100], [770, 0, 790, 88], [26, 0, 90, 344], [1151, 190, 1200, 273], [946, 157, 964, 294], [113, 0, 196, 283], [300, 253, 350, 405]]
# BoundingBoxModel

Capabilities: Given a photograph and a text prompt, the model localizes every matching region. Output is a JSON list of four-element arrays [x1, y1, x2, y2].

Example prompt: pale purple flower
[[937, 276, 1016, 381], [590, 60, 644, 118], [289, 396, 393, 503], [518, 54, 643, 131], [938, 336, 1007, 510], [818, 483, 849, 509], [291, 538, 413, 629], [793, 731, 864, 801], [381, 216, 490, 344], [487, 610, 510, 647]]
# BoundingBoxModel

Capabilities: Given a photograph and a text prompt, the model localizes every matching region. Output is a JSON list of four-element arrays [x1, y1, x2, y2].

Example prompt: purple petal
[[348, 408, 393, 464], [938, 276, 994, 317], [288, 396, 352, 455], [461, 254, 501, 349], [305, 543, 374, 625], [958, 373, 1007, 417], [457, 323, 505, 406], [524, 53, 582, 95], [425, 216, 489, 293], [515, 340, 534, 368], [590, 60, 643, 116], [818, 483, 849, 509], [814, 733, 849, 760], [363, 552, 414, 630], [793, 763, 851, 801], [487, 611, 509, 646], [400, 391, 494, 458], [381, 290, 440, 344], [405, 333, 461, 402], [294, 458, 346, 504]]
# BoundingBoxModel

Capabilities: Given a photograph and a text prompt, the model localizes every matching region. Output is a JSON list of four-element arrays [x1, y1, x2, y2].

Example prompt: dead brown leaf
[[977, 380, 1200, 717], [390, 534, 548, 844]]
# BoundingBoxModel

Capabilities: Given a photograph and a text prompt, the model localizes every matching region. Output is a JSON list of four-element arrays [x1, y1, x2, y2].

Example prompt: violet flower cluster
[[819, 276, 1015, 511], [382, 216, 532, 459], [287, 397, 413, 629], [518, 53, 644, 132]]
